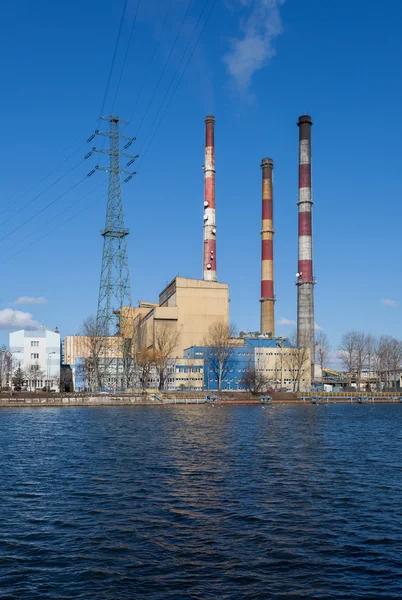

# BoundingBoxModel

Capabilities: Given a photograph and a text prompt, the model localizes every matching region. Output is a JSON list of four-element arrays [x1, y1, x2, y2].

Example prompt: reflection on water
[[1, 404, 401, 599]]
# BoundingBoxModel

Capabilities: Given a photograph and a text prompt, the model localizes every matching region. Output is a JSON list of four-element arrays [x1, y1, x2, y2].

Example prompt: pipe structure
[[260, 158, 275, 336], [296, 115, 315, 368], [203, 115, 217, 281]]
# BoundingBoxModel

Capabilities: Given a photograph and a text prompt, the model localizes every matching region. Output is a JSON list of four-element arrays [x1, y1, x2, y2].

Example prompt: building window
[[31, 341, 39, 347], [31, 353, 39, 359]]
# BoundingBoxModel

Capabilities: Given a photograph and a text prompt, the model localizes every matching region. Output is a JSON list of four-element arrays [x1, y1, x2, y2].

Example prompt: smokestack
[[260, 158, 275, 336], [203, 115, 216, 282], [296, 115, 315, 368]]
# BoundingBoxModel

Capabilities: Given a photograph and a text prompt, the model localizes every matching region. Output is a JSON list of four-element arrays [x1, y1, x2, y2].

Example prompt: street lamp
[[47, 352, 56, 391]]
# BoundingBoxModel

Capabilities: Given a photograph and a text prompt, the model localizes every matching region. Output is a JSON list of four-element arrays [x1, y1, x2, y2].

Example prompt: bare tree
[[338, 331, 358, 387], [389, 338, 402, 391], [153, 322, 180, 391], [0, 346, 11, 389], [203, 321, 237, 391], [365, 334, 378, 391], [315, 331, 331, 380], [284, 332, 311, 392], [25, 362, 46, 392], [136, 346, 154, 389], [240, 362, 269, 394], [274, 354, 285, 388], [80, 316, 114, 391], [354, 332, 368, 391], [376, 336, 390, 390]]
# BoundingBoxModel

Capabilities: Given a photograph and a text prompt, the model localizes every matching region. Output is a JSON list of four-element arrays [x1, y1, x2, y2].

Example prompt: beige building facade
[[122, 277, 229, 358], [254, 346, 312, 391]]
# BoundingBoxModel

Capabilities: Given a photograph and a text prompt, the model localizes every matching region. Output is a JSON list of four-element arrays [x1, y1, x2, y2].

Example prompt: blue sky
[[0, 0, 401, 361]]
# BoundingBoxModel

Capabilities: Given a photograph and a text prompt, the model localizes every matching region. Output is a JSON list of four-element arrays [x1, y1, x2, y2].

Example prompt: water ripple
[[0, 404, 402, 599]]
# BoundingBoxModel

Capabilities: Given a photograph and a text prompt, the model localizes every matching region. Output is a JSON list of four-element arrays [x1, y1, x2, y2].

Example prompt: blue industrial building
[[184, 336, 292, 391]]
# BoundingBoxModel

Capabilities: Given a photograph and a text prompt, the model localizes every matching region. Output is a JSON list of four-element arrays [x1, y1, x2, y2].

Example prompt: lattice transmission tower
[[92, 115, 137, 337]]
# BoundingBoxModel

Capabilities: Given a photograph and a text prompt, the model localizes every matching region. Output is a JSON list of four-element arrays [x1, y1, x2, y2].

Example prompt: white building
[[9, 329, 61, 391]]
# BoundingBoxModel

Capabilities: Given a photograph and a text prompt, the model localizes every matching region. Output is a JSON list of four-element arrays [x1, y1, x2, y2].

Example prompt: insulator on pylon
[[87, 169, 96, 177], [87, 134, 95, 142], [127, 159, 134, 166], [124, 175, 133, 183], [124, 141, 132, 149], [84, 151, 92, 159]]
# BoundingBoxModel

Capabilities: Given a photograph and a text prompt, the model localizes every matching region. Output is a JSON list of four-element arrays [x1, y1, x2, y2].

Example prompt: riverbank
[[0, 390, 401, 407]]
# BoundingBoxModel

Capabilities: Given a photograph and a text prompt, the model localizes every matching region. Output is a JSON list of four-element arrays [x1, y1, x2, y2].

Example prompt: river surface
[[0, 404, 401, 599]]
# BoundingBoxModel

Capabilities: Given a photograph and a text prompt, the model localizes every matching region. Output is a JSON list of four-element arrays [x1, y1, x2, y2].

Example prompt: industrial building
[[63, 113, 317, 392], [9, 328, 61, 391], [147, 358, 204, 391], [121, 276, 229, 358], [184, 337, 312, 392]]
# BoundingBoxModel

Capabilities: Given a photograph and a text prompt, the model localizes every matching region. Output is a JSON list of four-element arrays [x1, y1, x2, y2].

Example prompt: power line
[[0, 182, 104, 259], [111, 0, 142, 114], [134, 0, 195, 135], [138, 0, 218, 166], [0, 175, 89, 244], [0, 140, 86, 220], [0, 159, 85, 230], [1, 0, 218, 267], [99, 0, 130, 118], [138, 0, 212, 155], [0, 193, 107, 267], [2, 1, 130, 228], [128, 0, 174, 123]]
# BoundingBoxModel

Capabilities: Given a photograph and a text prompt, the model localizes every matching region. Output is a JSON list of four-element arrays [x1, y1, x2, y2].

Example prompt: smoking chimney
[[203, 115, 216, 282], [296, 115, 315, 368], [260, 158, 275, 336]]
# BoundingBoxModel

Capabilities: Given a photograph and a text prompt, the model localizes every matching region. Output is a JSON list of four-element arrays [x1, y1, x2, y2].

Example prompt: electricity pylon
[[93, 115, 137, 338]]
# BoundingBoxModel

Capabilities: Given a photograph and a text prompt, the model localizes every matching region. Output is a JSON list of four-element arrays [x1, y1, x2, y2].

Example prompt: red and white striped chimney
[[296, 115, 315, 363], [260, 158, 275, 336], [203, 115, 217, 282]]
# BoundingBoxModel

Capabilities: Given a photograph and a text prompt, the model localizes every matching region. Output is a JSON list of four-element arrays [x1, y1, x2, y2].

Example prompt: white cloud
[[277, 317, 296, 326], [381, 299, 398, 308], [0, 309, 43, 331], [223, 0, 285, 92], [10, 296, 48, 306], [314, 323, 324, 331]]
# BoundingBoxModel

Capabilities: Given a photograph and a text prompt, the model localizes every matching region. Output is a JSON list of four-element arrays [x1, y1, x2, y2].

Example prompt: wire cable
[[0, 193, 108, 267], [0, 182, 105, 259], [0, 140, 86, 220], [0, 175, 89, 244], [138, 0, 212, 155], [99, 0, 130, 118], [138, 0, 218, 166], [111, 0, 142, 114], [134, 0, 195, 135], [0, 159, 85, 230], [128, 0, 174, 123]]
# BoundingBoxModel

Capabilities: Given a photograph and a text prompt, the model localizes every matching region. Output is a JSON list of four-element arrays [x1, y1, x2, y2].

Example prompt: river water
[[0, 404, 401, 599]]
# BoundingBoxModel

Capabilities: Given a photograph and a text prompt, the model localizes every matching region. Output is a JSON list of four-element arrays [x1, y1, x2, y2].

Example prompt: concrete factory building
[[9, 328, 61, 391], [185, 337, 312, 392], [64, 276, 229, 391], [121, 276, 229, 358], [63, 112, 318, 393]]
